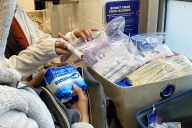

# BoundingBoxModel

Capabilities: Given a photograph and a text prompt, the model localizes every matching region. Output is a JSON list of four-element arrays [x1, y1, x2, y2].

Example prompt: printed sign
[[106, 1, 139, 36]]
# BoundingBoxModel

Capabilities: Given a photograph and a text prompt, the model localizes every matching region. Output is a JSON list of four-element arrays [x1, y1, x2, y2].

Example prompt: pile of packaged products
[[73, 16, 192, 88]]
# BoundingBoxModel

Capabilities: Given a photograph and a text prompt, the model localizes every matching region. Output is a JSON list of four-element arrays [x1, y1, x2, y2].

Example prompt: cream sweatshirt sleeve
[[65, 29, 78, 43], [71, 122, 94, 128], [2, 38, 61, 81], [46, 30, 78, 64]]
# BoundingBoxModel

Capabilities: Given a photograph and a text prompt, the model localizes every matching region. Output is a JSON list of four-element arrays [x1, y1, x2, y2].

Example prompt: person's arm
[[67, 85, 93, 128], [2, 38, 71, 81], [26, 62, 68, 87]]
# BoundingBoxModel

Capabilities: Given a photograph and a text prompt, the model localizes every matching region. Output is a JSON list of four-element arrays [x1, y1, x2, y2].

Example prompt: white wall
[[17, 0, 34, 12], [46, 0, 106, 37], [165, 0, 192, 59]]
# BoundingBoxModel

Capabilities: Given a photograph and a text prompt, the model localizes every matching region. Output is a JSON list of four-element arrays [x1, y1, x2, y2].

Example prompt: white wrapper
[[59, 38, 83, 59], [128, 59, 164, 82], [109, 66, 131, 83], [104, 61, 128, 79], [157, 70, 178, 81], [128, 58, 164, 79], [132, 65, 164, 86], [101, 59, 123, 76]]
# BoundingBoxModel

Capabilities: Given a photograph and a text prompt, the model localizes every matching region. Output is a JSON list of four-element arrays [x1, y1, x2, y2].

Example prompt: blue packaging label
[[105, 0, 139, 36], [43, 65, 87, 99]]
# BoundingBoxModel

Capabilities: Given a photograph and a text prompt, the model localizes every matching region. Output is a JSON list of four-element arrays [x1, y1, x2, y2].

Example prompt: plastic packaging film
[[127, 58, 164, 82]]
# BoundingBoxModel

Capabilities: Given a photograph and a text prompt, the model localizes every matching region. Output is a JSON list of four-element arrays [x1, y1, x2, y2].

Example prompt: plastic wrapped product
[[147, 63, 179, 83], [141, 44, 174, 62], [101, 58, 123, 76], [127, 58, 165, 82], [131, 32, 166, 51], [57, 38, 84, 59], [104, 60, 128, 79], [166, 55, 192, 71], [109, 65, 132, 84], [132, 64, 164, 86], [156, 70, 179, 81], [43, 65, 87, 103]]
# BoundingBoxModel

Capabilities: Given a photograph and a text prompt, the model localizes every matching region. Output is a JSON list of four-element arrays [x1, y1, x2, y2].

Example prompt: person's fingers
[[55, 48, 71, 55], [83, 29, 92, 41], [77, 31, 87, 42], [62, 36, 70, 43], [66, 103, 72, 108], [90, 28, 98, 31], [57, 32, 62, 38], [34, 69, 46, 81], [50, 62, 69, 68], [57, 32, 71, 43], [83, 91, 88, 99], [26, 69, 46, 87], [87, 29, 93, 39], [55, 41, 68, 49], [73, 84, 85, 100]]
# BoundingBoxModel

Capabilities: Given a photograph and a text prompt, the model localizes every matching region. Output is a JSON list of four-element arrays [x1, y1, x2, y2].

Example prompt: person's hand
[[57, 32, 71, 43], [26, 62, 68, 88], [73, 28, 98, 42], [26, 69, 46, 88], [55, 41, 71, 55], [67, 84, 89, 123]]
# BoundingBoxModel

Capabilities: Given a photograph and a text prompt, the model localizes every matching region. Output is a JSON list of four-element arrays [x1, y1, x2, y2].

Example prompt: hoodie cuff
[[65, 29, 78, 43], [42, 38, 59, 58], [71, 122, 94, 128]]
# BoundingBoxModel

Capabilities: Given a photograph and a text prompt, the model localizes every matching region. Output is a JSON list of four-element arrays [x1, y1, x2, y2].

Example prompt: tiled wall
[[46, 0, 106, 37], [17, 0, 34, 12]]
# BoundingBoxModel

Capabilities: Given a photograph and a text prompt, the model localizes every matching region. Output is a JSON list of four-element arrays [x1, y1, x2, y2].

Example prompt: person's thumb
[[73, 84, 84, 99], [35, 69, 46, 81], [57, 32, 63, 38]]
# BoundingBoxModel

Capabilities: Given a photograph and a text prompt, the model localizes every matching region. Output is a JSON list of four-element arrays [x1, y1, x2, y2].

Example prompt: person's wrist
[[80, 113, 89, 123]]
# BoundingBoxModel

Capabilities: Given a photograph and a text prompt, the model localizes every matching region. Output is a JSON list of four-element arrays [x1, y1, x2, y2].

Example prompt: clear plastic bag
[[164, 55, 192, 77], [74, 16, 148, 84], [80, 16, 129, 67], [141, 44, 174, 62], [127, 55, 192, 86], [131, 32, 166, 51], [148, 122, 181, 128]]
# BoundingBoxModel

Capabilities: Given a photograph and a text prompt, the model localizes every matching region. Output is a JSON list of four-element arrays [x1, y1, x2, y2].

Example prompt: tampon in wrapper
[[166, 55, 185, 64], [95, 56, 100, 62], [59, 38, 84, 59], [104, 61, 128, 79], [128, 58, 164, 79], [147, 63, 177, 83], [99, 54, 104, 59], [127, 59, 164, 82], [132, 65, 164, 86], [104, 52, 108, 56], [176, 60, 192, 71], [157, 70, 179, 81], [180, 67, 192, 76], [109, 66, 131, 83], [101, 58, 123, 76]]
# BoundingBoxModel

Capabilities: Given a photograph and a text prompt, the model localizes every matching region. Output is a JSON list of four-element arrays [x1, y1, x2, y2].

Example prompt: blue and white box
[[43, 65, 87, 103]]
